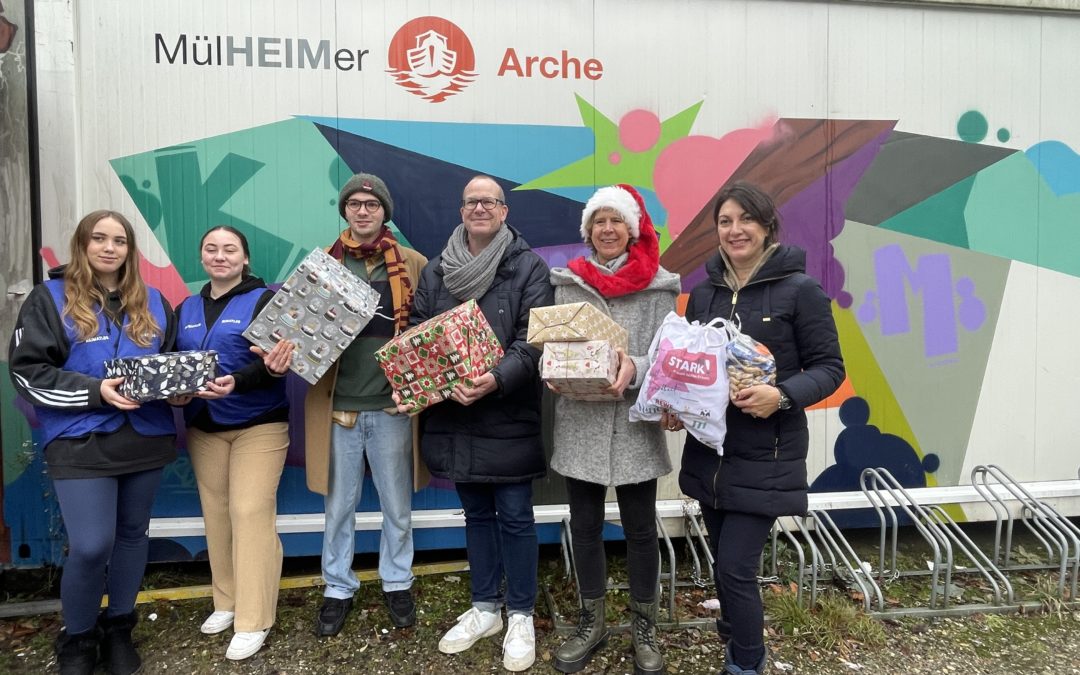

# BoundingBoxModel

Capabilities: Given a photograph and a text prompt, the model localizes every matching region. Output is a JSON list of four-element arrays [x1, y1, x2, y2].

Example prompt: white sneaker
[[225, 628, 270, 660], [199, 610, 235, 635], [502, 614, 536, 672], [438, 607, 503, 654]]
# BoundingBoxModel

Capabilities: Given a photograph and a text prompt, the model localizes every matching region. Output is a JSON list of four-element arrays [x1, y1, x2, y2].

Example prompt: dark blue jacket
[[410, 227, 554, 483], [176, 285, 286, 427], [678, 246, 844, 517], [31, 279, 176, 447]]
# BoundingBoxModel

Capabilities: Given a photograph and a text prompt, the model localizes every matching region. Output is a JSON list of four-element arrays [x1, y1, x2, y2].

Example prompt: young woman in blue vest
[[171, 225, 293, 661], [9, 210, 178, 675]]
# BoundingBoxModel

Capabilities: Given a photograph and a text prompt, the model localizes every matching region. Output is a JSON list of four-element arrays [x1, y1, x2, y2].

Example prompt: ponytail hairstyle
[[62, 210, 161, 347]]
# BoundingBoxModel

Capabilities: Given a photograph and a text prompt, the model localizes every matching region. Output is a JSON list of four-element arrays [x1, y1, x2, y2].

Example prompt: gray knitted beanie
[[338, 173, 393, 222]]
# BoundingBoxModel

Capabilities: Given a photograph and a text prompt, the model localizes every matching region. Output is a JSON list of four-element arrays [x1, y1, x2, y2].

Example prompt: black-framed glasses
[[461, 197, 505, 211], [345, 199, 382, 213]]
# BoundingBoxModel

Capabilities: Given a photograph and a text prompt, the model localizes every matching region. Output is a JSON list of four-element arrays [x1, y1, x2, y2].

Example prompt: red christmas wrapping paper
[[375, 299, 504, 414]]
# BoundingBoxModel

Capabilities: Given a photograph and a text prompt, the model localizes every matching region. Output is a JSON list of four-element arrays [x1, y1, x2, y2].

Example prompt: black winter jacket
[[678, 246, 844, 517], [410, 227, 554, 483]]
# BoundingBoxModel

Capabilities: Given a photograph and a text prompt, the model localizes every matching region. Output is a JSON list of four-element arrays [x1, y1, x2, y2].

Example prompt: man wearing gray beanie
[[305, 172, 427, 637]]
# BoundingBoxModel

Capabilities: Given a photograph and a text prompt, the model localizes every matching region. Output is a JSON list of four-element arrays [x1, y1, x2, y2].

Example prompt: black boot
[[99, 611, 142, 675], [628, 598, 664, 675], [55, 626, 101, 675], [554, 596, 609, 673]]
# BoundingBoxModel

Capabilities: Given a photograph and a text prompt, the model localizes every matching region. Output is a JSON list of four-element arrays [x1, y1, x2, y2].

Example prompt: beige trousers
[[187, 422, 289, 632]]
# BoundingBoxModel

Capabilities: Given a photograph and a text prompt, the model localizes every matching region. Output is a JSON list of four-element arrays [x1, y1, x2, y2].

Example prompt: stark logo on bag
[[661, 348, 718, 386]]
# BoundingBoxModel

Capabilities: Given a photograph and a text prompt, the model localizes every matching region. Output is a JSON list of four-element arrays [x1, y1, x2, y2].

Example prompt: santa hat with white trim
[[580, 185, 642, 240]]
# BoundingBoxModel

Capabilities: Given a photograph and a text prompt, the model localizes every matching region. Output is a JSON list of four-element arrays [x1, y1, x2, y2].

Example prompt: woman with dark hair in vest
[[170, 226, 293, 661], [9, 210, 178, 675], [669, 183, 844, 675], [548, 185, 680, 675]]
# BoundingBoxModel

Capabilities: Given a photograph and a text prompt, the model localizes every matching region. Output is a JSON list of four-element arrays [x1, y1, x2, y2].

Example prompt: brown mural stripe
[[661, 118, 896, 277]]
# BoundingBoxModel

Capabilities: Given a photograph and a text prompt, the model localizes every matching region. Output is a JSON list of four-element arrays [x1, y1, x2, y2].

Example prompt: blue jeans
[[455, 481, 538, 616], [53, 468, 163, 633], [322, 411, 414, 598]]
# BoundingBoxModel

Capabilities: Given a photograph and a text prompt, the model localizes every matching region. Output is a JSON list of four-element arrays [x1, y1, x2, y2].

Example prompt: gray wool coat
[[548, 264, 681, 486]]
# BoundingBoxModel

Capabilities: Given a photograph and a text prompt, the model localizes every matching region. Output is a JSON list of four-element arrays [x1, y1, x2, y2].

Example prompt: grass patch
[[764, 587, 886, 656]]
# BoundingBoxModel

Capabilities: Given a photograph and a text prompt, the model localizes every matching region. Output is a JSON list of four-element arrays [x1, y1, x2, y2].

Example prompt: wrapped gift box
[[243, 248, 380, 384], [527, 301, 628, 350], [105, 350, 218, 402], [541, 340, 622, 401], [375, 299, 504, 414]]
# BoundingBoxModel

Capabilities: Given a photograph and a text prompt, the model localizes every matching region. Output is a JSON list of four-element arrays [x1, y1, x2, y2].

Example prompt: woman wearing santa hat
[[547, 185, 680, 675]]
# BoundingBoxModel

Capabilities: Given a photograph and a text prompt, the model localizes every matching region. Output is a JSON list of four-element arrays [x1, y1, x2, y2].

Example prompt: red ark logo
[[387, 17, 476, 103]]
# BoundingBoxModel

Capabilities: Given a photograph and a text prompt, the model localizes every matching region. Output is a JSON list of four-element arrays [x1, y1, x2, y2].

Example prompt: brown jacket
[[303, 244, 428, 495]]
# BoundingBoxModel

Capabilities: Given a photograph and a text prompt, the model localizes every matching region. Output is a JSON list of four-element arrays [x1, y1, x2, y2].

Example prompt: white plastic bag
[[630, 312, 731, 452]]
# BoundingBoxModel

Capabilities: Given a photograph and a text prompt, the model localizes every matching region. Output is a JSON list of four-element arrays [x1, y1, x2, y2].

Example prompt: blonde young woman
[[9, 210, 178, 675]]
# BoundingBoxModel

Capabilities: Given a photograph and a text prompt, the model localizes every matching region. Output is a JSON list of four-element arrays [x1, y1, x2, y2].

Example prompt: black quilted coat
[[678, 246, 844, 517]]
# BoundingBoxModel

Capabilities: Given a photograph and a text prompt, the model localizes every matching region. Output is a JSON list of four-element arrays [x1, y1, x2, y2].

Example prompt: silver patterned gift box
[[243, 248, 380, 385], [105, 350, 218, 402]]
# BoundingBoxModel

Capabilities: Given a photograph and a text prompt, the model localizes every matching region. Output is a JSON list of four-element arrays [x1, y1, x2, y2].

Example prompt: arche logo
[[387, 17, 476, 103]]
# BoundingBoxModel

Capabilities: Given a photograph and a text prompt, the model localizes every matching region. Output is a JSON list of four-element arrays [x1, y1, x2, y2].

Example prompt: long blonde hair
[[62, 210, 161, 347]]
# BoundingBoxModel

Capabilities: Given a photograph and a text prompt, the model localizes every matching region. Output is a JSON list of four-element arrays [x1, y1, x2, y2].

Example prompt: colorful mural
[[9, 88, 1080, 563]]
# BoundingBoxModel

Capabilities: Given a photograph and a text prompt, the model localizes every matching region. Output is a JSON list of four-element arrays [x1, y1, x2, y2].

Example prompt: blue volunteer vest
[[37, 279, 176, 447], [176, 288, 286, 426]]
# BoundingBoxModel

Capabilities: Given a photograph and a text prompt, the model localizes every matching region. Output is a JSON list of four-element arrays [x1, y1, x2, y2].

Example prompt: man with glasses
[[403, 175, 553, 671], [305, 173, 427, 637]]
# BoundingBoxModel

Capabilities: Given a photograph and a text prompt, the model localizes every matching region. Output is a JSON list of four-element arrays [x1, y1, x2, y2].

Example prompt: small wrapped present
[[541, 340, 622, 401], [526, 302, 628, 350], [243, 248, 380, 384], [375, 299, 504, 414], [105, 350, 218, 402]]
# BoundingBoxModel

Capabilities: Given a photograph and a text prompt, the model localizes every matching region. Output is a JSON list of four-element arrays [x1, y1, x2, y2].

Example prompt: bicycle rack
[[544, 464, 1080, 632], [971, 464, 1080, 600], [861, 467, 956, 608], [771, 517, 822, 607]]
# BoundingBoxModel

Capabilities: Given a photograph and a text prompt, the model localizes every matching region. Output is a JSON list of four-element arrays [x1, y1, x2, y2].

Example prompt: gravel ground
[[2, 559, 1079, 675]]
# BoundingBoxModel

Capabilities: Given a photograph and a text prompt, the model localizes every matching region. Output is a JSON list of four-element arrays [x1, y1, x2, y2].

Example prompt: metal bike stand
[[972, 464, 1080, 600], [861, 467, 953, 608]]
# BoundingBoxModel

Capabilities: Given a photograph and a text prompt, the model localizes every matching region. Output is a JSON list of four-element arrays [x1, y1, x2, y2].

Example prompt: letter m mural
[[857, 244, 986, 363]]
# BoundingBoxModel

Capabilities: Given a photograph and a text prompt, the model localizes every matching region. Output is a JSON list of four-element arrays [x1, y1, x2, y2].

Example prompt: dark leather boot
[[629, 598, 663, 675], [553, 596, 609, 673], [55, 626, 101, 675], [99, 611, 142, 675]]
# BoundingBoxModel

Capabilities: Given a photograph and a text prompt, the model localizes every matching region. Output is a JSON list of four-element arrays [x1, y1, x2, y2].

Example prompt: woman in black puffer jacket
[[665, 182, 844, 675]]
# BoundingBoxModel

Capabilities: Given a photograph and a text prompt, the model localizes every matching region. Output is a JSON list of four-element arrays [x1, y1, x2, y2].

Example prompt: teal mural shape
[[957, 110, 989, 143], [835, 221, 1008, 484], [965, 152, 1080, 279], [111, 118, 347, 285], [878, 176, 975, 249]]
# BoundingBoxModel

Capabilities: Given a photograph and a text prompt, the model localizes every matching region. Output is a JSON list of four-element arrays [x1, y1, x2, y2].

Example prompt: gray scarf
[[587, 252, 629, 274], [440, 222, 514, 301]]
